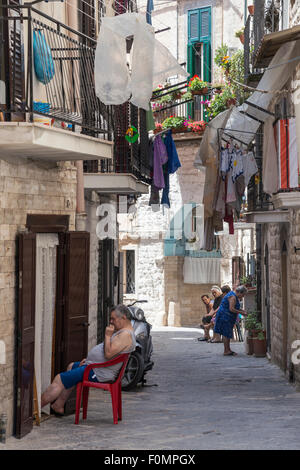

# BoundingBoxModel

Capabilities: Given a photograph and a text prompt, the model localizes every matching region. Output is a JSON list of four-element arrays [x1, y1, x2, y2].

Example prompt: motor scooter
[[122, 300, 154, 391]]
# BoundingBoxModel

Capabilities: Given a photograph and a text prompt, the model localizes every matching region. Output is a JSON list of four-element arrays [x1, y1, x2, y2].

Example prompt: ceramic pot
[[248, 5, 254, 15], [253, 337, 267, 357], [171, 127, 187, 134]]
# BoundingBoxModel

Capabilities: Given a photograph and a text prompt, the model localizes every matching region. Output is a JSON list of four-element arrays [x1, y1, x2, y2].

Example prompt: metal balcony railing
[[84, 103, 152, 184], [0, 6, 112, 138]]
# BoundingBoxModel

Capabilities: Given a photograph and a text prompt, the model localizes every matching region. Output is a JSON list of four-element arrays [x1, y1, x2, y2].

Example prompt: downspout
[[244, 0, 248, 25], [66, 0, 86, 231]]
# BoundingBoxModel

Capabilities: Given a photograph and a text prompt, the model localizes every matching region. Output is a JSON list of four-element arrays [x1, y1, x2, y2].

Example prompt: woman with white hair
[[213, 286, 248, 355]]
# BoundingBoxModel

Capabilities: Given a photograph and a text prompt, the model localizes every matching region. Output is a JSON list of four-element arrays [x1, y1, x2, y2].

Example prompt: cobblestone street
[[2, 327, 300, 450]]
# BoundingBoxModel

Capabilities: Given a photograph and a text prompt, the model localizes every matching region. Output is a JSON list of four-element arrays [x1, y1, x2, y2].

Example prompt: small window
[[125, 250, 135, 294]]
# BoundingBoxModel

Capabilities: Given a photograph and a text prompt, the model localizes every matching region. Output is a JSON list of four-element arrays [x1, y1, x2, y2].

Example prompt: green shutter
[[187, 44, 194, 117], [188, 10, 200, 43], [199, 8, 211, 42]]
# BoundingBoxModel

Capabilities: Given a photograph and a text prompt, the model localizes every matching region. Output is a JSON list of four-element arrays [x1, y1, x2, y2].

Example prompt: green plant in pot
[[252, 322, 267, 357], [162, 115, 187, 133], [244, 311, 257, 355], [188, 75, 209, 95], [235, 27, 245, 44]]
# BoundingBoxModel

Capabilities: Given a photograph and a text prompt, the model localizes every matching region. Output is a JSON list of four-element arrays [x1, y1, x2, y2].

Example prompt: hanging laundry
[[153, 135, 168, 189], [220, 147, 232, 179], [231, 148, 244, 182], [95, 13, 188, 111], [262, 117, 278, 195], [226, 170, 236, 204], [274, 117, 299, 189], [164, 130, 181, 174], [243, 151, 259, 186], [161, 168, 170, 208]]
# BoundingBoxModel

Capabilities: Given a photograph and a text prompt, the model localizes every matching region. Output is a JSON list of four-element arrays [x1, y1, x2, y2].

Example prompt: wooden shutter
[[15, 233, 36, 439], [188, 9, 200, 43], [55, 232, 90, 413], [60, 232, 90, 368], [4, 0, 25, 118], [199, 8, 211, 43]]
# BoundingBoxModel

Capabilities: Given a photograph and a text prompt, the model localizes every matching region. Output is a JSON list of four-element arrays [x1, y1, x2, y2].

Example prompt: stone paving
[[2, 326, 300, 450]]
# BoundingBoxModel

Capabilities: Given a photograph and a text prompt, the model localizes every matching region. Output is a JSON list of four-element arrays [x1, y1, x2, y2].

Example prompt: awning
[[245, 39, 300, 122], [254, 25, 300, 68], [221, 107, 260, 146]]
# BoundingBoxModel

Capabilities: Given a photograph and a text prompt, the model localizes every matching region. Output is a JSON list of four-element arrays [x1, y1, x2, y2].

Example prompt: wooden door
[[15, 233, 36, 438], [56, 231, 90, 413]]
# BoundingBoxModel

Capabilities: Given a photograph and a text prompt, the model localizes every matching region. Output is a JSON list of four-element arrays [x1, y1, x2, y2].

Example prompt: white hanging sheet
[[183, 257, 221, 284], [95, 13, 188, 111], [35, 233, 59, 417], [194, 108, 232, 169], [245, 39, 300, 122]]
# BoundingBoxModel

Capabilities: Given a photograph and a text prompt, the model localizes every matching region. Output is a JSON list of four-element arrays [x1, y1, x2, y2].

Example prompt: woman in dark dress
[[214, 285, 248, 355]]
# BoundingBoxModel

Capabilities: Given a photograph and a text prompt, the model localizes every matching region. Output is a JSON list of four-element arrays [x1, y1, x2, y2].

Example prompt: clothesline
[[230, 76, 300, 96]]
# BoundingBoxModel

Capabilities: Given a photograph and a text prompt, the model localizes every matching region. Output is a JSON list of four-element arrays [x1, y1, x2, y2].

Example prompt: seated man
[[198, 287, 223, 342], [41, 304, 136, 416]]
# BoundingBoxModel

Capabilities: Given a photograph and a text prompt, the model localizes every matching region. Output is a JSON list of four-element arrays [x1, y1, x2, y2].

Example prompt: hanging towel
[[161, 169, 170, 207], [164, 129, 181, 174], [183, 257, 221, 284], [231, 149, 244, 182], [274, 117, 300, 190], [243, 151, 259, 186], [153, 135, 168, 189]]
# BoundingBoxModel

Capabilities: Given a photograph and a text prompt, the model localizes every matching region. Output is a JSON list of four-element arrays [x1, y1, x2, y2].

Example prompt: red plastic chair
[[75, 353, 130, 425]]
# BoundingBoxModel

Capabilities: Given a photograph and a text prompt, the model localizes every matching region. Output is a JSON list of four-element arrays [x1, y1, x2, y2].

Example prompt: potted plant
[[244, 312, 257, 355], [188, 75, 209, 95], [252, 322, 267, 357], [162, 116, 187, 133], [235, 27, 245, 44], [248, 4, 254, 15], [222, 87, 237, 108], [187, 120, 206, 135], [212, 83, 224, 94], [182, 90, 193, 101], [154, 122, 163, 134]]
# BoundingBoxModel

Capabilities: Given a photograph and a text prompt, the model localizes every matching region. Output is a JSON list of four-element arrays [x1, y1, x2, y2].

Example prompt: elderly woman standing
[[214, 285, 248, 356]]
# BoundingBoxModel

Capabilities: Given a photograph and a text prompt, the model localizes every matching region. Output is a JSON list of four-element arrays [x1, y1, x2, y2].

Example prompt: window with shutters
[[187, 7, 211, 121]]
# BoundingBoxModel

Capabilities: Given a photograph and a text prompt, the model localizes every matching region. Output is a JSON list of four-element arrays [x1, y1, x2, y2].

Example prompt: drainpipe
[[66, 0, 87, 231], [244, 0, 248, 25]]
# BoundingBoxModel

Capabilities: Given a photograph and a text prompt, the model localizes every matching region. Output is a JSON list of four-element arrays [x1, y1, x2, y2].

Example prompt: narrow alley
[[2, 327, 300, 451]]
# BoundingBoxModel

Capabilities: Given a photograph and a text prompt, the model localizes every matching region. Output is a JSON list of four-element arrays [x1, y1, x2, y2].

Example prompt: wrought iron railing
[[83, 103, 152, 184], [0, 6, 112, 138], [252, 0, 285, 60]]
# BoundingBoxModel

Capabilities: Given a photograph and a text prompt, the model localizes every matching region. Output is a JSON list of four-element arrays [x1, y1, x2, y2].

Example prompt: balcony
[[244, 0, 288, 83], [83, 102, 151, 195], [0, 6, 113, 162]]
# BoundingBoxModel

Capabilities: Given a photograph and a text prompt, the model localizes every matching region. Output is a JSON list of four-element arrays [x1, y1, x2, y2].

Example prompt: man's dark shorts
[[60, 362, 99, 389], [202, 315, 213, 325]]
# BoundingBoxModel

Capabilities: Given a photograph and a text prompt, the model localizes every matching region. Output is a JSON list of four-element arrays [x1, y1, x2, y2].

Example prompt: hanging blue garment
[[146, 0, 154, 25], [164, 130, 181, 174], [33, 30, 55, 85], [161, 169, 170, 208]]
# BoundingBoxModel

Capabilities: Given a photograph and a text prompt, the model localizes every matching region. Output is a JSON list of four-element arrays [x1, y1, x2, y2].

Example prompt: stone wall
[[164, 255, 215, 327], [0, 158, 77, 436], [262, 213, 300, 386]]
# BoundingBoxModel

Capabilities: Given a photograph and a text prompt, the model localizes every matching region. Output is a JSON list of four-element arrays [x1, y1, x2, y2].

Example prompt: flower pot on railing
[[171, 127, 187, 134], [239, 34, 245, 44], [191, 88, 209, 96]]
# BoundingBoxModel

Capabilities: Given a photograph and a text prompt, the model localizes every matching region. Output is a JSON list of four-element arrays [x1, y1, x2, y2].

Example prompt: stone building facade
[[0, 158, 77, 436]]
